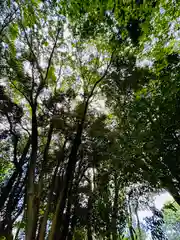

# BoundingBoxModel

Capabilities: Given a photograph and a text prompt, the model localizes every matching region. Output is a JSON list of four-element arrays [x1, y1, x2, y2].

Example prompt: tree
[[1, 0, 180, 239], [0, 1, 118, 239]]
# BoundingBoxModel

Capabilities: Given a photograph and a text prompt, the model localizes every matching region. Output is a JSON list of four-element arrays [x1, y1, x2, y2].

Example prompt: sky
[[138, 191, 173, 222]]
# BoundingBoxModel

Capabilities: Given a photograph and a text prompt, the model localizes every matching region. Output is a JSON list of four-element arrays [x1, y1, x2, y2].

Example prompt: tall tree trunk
[[67, 215, 76, 240], [59, 192, 73, 240], [67, 194, 79, 240], [39, 144, 65, 240], [38, 176, 57, 240], [87, 182, 93, 240], [112, 172, 119, 240], [33, 123, 53, 240], [26, 107, 38, 240], [127, 197, 135, 240], [134, 202, 142, 240], [36, 216, 43, 240]]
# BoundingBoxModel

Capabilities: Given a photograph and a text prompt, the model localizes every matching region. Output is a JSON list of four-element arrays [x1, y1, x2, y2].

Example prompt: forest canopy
[[0, 0, 180, 239]]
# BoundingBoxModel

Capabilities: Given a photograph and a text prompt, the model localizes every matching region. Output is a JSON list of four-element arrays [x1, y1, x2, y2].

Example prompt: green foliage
[[162, 201, 180, 239], [73, 228, 86, 240], [48, 66, 56, 83], [8, 23, 19, 40]]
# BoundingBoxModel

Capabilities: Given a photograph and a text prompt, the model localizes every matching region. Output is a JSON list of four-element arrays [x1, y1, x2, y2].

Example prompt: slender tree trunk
[[67, 213, 76, 240], [36, 216, 43, 240], [33, 123, 54, 239], [14, 222, 22, 240], [67, 192, 79, 240], [112, 172, 119, 240], [59, 192, 73, 240], [26, 107, 38, 240], [135, 202, 141, 240], [39, 144, 65, 240], [87, 182, 93, 240], [38, 175, 57, 240], [127, 197, 135, 240]]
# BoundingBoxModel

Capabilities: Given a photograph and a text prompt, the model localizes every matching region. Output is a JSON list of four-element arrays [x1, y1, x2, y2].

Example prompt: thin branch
[[57, 62, 63, 84], [20, 23, 44, 83], [30, 63, 35, 103], [20, 123, 31, 136], [20, 17, 62, 102], [0, 7, 18, 36], [88, 49, 116, 101], [43, 26, 62, 82], [35, 25, 62, 101], [80, 49, 116, 123]]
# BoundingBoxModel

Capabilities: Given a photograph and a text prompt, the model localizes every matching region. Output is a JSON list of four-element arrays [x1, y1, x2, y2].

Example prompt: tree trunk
[[59, 193, 73, 240], [33, 123, 54, 240], [87, 184, 93, 240], [112, 172, 119, 240], [26, 107, 38, 240], [67, 194, 79, 240], [127, 197, 135, 240], [39, 143, 65, 240], [48, 121, 85, 240], [135, 202, 142, 240]]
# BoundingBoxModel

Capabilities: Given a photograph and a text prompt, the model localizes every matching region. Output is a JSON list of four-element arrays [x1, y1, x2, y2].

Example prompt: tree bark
[[33, 123, 54, 240], [112, 172, 119, 240], [67, 193, 79, 240], [39, 144, 65, 240], [127, 197, 135, 240], [59, 192, 73, 240], [87, 181, 93, 240], [26, 107, 38, 240]]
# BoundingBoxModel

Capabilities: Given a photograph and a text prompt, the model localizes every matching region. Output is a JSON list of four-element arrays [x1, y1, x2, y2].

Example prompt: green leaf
[[48, 66, 56, 82], [43, 41, 49, 47], [9, 23, 19, 40]]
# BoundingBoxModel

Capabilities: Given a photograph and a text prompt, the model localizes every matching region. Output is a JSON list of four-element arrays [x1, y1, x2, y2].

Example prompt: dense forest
[[1, 0, 180, 239]]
